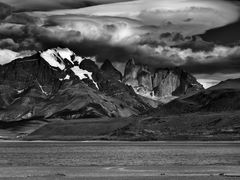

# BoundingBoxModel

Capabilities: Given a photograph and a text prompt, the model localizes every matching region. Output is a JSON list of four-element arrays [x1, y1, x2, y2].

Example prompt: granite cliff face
[[138, 65, 153, 91], [123, 59, 204, 101], [153, 69, 181, 97], [101, 59, 122, 81], [153, 67, 204, 97], [123, 59, 140, 87], [123, 59, 153, 98]]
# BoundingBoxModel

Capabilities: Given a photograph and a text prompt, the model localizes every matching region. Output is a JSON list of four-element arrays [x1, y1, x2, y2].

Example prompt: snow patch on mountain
[[56, 48, 74, 62], [71, 66, 99, 89], [40, 47, 98, 89], [40, 49, 66, 70], [73, 56, 84, 64], [64, 75, 70, 80], [71, 66, 92, 80]]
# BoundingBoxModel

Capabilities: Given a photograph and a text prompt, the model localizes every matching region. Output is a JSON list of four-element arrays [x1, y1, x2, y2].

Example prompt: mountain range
[[0, 47, 239, 140]]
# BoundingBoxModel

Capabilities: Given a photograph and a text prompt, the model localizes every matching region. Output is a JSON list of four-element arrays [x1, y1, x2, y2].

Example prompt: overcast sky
[[0, 0, 240, 88]]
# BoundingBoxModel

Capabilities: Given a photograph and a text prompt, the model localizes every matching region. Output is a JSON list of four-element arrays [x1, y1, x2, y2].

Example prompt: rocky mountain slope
[[0, 48, 152, 123], [209, 78, 240, 90], [149, 78, 240, 116]]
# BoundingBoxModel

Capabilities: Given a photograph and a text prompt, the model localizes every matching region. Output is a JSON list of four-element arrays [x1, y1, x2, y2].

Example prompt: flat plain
[[0, 141, 240, 179]]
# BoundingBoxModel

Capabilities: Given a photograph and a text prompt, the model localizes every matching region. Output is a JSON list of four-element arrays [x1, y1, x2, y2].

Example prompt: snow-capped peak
[[40, 47, 98, 89], [40, 47, 75, 70]]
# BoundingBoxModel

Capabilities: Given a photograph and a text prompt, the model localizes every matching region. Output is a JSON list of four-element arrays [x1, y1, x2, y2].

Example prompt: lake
[[0, 141, 239, 179]]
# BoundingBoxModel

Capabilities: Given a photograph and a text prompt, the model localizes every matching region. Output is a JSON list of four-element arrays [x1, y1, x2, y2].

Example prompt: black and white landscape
[[0, 0, 240, 179]]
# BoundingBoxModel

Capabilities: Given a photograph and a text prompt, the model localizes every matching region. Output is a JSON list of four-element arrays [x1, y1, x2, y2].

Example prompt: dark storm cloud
[[131, 44, 240, 75], [4, 13, 42, 25], [0, 24, 42, 50], [0, 22, 131, 60], [0, 2, 12, 20], [1, 19, 240, 76], [138, 32, 215, 52], [0, 20, 170, 66], [182, 56, 240, 75], [20, 25, 167, 65], [173, 37, 215, 52], [200, 21, 240, 45], [0, 0, 134, 12], [0, 24, 25, 39], [0, 38, 19, 50]]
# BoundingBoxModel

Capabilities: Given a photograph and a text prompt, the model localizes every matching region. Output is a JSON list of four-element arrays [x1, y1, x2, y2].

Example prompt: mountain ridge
[[3, 47, 234, 140], [0, 47, 205, 122], [0, 47, 154, 122]]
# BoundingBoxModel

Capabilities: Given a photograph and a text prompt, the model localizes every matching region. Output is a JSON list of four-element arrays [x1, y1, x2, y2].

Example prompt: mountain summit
[[0, 47, 98, 95]]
